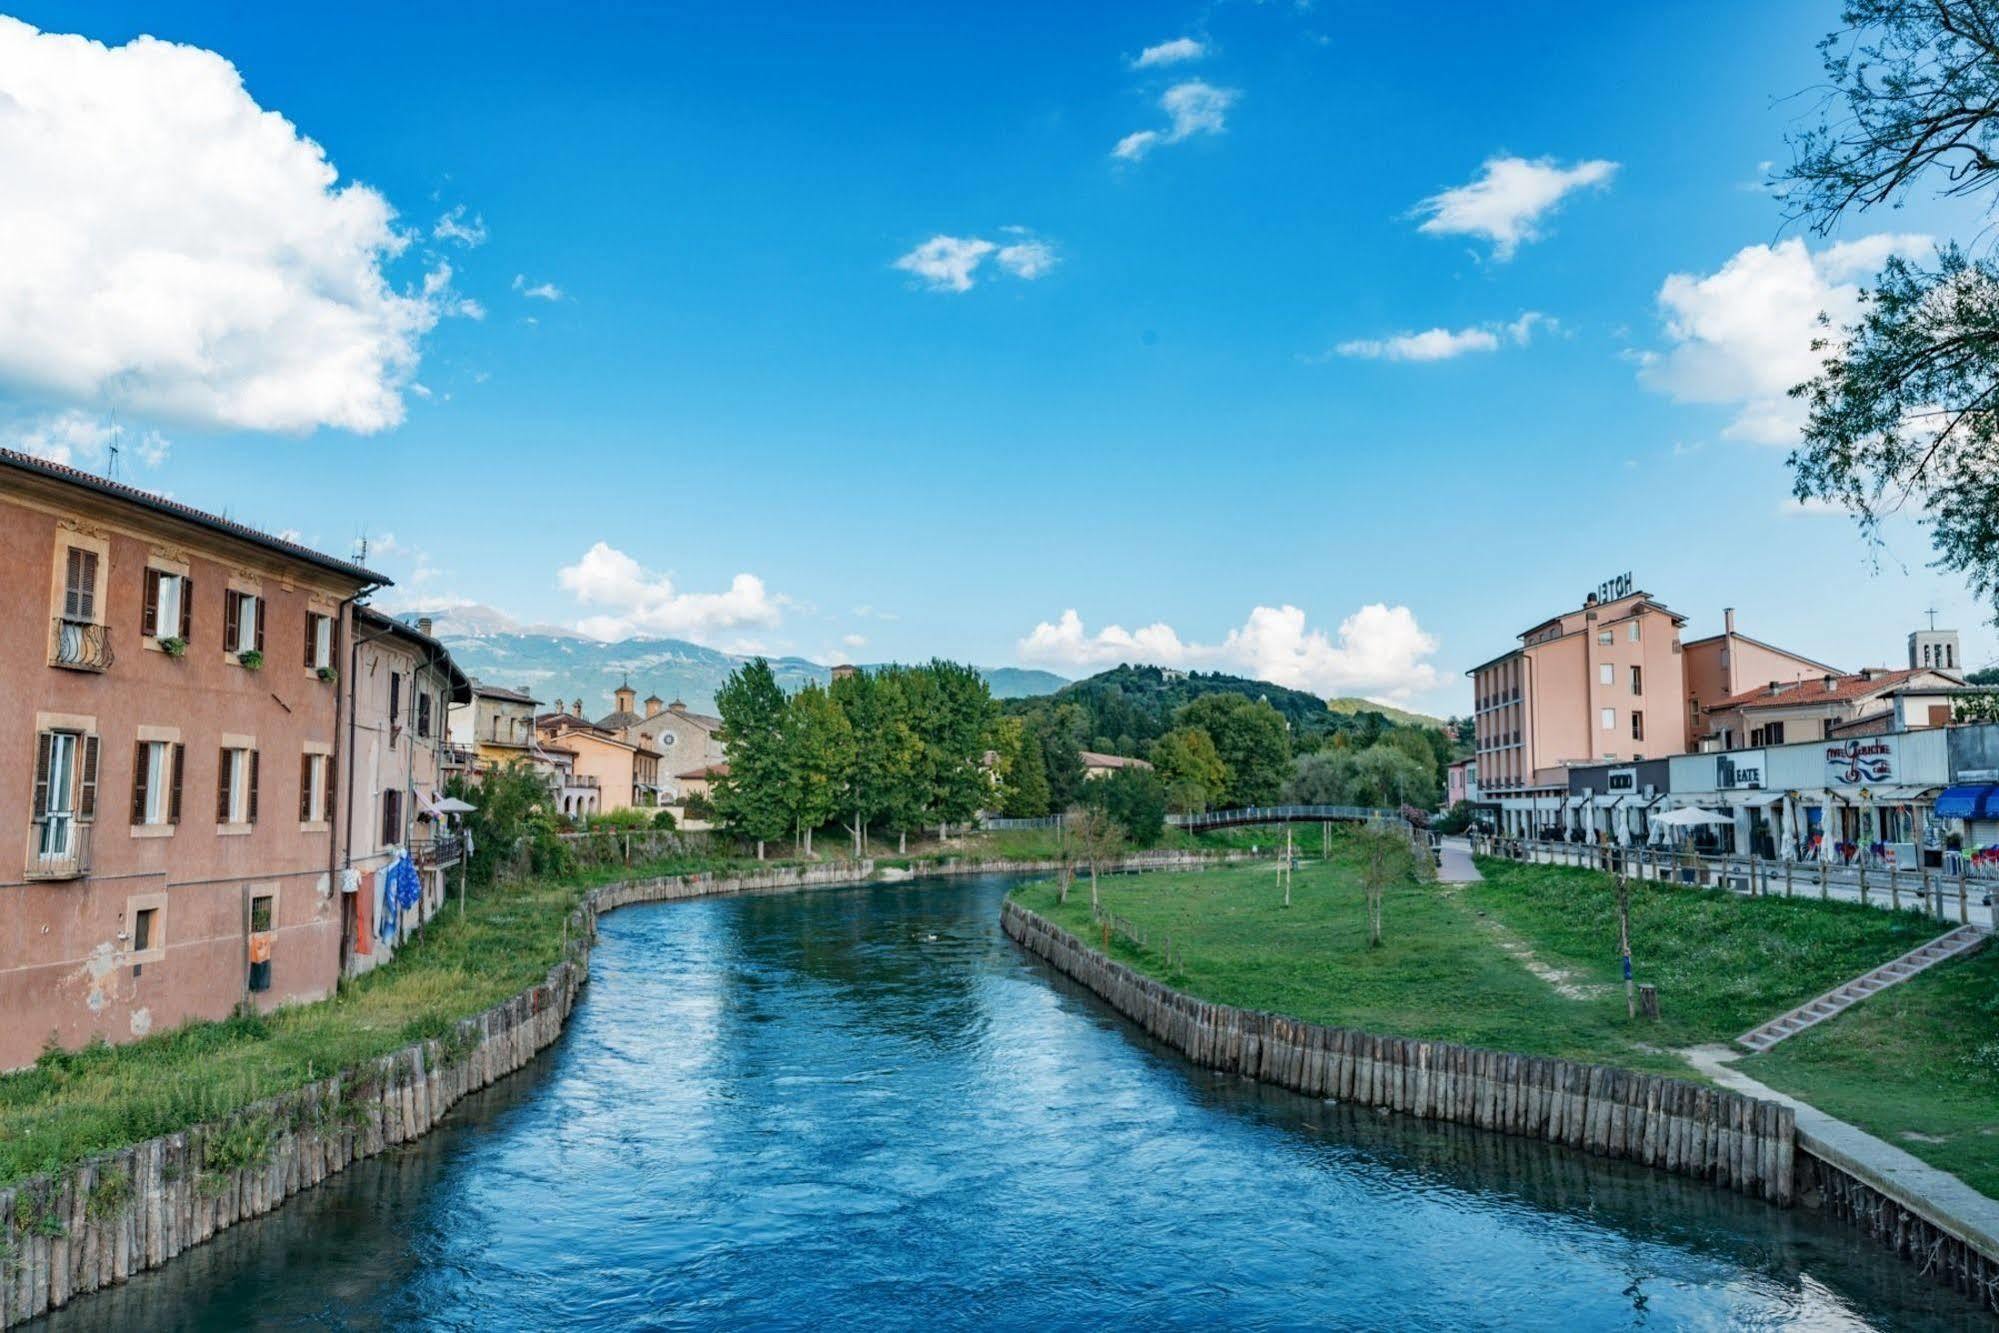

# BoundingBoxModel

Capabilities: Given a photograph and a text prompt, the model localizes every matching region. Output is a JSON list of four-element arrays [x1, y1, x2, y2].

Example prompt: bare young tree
[[1353, 818, 1417, 949], [1068, 804, 1127, 913]]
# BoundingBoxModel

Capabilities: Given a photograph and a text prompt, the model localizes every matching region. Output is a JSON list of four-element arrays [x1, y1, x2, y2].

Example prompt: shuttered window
[[131, 740, 175, 825], [226, 592, 263, 655], [416, 690, 432, 738], [219, 747, 258, 823], [380, 788, 402, 847], [299, 752, 329, 823], [144, 571, 187, 642], [62, 548, 98, 622]]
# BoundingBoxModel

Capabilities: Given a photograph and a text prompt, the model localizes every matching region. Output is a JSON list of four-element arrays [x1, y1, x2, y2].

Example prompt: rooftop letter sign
[[1590, 572, 1634, 603]]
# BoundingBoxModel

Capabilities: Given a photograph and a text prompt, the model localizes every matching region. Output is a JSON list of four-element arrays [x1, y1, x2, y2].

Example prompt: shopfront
[[1566, 759, 1671, 845]]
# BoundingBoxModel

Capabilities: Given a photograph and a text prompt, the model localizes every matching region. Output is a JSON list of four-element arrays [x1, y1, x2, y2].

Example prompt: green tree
[[782, 682, 853, 857], [831, 667, 918, 855], [1084, 764, 1168, 845], [1001, 717, 1052, 816], [1177, 694, 1290, 806], [1149, 726, 1229, 812], [1969, 666, 1999, 686], [712, 658, 790, 858], [1285, 750, 1358, 804], [1780, 2, 1999, 618], [1069, 803, 1126, 911], [449, 761, 566, 886], [1353, 818, 1419, 948], [1041, 705, 1087, 809]]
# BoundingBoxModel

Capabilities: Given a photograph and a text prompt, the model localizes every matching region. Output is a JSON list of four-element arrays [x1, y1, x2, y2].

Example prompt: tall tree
[[1782, 2, 1999, 617], [1176, 694, 1290, 806], [712, 659, 790, 858], [999, 716, 1052, 816], [1068, 802, 1126, 912], [912, 659, 996, 839], [1149, 726, 1229, 813], [782, 682, 853, 857], [831, 667, 916, 856], [1041, 704, 1087, 810]]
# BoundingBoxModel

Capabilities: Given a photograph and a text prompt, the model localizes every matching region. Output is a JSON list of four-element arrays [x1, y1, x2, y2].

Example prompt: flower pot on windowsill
[[158, 635, 188, 658], [317, 665, 338, 684], [237, 649, 264, 671]]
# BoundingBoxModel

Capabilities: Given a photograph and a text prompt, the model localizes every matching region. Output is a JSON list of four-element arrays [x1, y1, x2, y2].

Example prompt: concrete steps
[[1736, 925, 1987, 1054]]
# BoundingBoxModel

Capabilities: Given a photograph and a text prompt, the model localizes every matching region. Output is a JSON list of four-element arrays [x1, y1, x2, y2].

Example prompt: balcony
[[50, 618, 113, 672], [412, 832, 464, 869], [25, 817, 90, 880]]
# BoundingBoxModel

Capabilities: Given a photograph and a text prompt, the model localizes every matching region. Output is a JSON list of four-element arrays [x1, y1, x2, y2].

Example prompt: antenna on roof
[[355, 529, 369, 564]]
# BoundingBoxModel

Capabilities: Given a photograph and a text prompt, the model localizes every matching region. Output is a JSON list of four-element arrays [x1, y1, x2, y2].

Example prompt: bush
[[1433, 800, 1475, 835], [652, 808, 678, 830], [1082, 766, 1168, 846]]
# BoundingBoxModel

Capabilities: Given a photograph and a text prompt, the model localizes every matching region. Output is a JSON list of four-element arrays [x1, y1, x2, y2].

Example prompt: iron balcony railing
[[50, 617, 113, 672], [26, 816, 90, 880], [412, 833, 464, 868]]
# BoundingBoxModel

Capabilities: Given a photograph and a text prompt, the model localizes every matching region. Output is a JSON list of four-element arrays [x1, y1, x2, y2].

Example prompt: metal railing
[[982, 804, 1402, 833], [50, 617, 113, 672], [412, 833, 464, 868], [25, 817, 90, 880], [1468, 833, 1994, 927]]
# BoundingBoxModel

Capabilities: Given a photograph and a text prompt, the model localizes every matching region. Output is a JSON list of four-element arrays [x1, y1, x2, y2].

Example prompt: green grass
[[1740, 945, 1999, 1197], [1012, 844, 1944, 1086], [0, 851, 780, 1188]]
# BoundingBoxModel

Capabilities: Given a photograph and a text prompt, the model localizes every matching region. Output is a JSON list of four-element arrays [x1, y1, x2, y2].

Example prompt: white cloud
[[995, 238, 1057, 279], [557, 541, 784, 643], [894, 235, 999, 292], [512, 273, 564, 301], [1113, 79, 1238, 161], [841, 633, 868, 649], [1330, 311, 1547, 362], [894, 232, 1056, 291], [5, 410, 171, 470], [1135, 37, 1206, 68], [1017, 602, 1441, 700], [0, 17, 464, 434], [432, 205, 487, 247], [1640, 234, 1932, 445], [1413, 155, 1618, 260]]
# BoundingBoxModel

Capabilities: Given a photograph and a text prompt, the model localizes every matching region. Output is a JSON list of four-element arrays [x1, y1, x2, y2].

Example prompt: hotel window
[[1628, 622, 1640, 642], [130, 740, 183, 826], [1599, 664, 1613, 686], [1598, 630, 1612, 646], [299, 752, 331, 823], [1630, 665, 1643, 695], [218, 746, 259, 824], [224, 591, 264, 657], [305, 612, 333, 671], [1631, 711, 1645, 741], [1600, 708, 1616, 731], [142, 570, 192, 644]]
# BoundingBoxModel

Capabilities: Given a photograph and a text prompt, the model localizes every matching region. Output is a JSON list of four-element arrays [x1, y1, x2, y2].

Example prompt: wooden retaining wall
[[1796, 1143, 1999, 1312], [1001, 898, 1797, 1206], [0, 851, 1240, 1327]]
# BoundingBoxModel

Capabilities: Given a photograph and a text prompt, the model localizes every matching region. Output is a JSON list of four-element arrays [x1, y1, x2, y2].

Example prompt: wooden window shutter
[[325, 753, 336, 832], [78, 736, 99, 820], [390, 672, 401, 727], [64, 548, 97, 621], [304, 613, 316, 668], [418, 691, 431, 738], [218, 748, 233, 822], [252, 598, 264, 653], [169, 744, 184, 824], [133, 741, 150, 824], [179, 579, 193, 641], [300, 752, 312, 821], [32, 732, 53, 818], [142, 569, 161, 638], [224, 593, 240, 651], [247, 749, 260, 823]]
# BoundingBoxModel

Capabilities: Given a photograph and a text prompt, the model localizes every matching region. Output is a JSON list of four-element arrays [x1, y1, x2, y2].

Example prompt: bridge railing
[[981, 804, 1401, 833]]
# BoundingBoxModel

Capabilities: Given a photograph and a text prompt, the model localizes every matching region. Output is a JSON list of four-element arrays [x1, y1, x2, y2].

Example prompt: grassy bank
[[1010, 844, 1942, 1084], [1740, 945, 1999, 1197], [0, 852, 788, 1188]]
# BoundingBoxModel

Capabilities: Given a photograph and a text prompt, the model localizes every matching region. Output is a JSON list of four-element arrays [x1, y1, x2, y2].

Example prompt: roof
[[0, 447, 389, 585], [678, 761, 729, 779], [1680, 630, 1843, 675], [1079, 751, 1153, 770], [595, 709, 645, 731], [354, 607, 472, 703], [536, 714, 635, 750], [1711, 668, 1958, 712], [655, 706, 723, 731], [469, 681, 539, 705], [1515, 592, 1685, 641]]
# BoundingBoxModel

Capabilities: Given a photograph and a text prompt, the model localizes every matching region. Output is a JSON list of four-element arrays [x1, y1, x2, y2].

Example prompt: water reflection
[[46, 873, 1978, 1330]]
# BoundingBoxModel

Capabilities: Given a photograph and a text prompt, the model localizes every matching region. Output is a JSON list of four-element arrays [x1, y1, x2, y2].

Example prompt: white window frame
[[1598, 664, 1613, 686], [225, 748, 249, 823], [1600, 708, 1616, 731], [306, 753, 328, 823], [1627, 622, 1640, 642], [234, 596, 260, 654], [311, 614, 333, 670], [141, 740, 170, 825], [155, 574, 183, 643], [39, 732, 79, 857]]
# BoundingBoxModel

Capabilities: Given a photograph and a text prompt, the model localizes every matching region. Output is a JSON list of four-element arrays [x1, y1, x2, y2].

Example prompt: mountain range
[[402, 605, 1069, 714]]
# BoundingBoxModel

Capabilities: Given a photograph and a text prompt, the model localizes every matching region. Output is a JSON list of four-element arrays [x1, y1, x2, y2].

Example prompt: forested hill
[[1002, 664, 1444, 755]]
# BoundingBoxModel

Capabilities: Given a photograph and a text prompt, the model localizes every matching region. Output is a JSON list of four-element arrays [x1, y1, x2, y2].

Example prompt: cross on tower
[[1925, 604, 1939, 631]]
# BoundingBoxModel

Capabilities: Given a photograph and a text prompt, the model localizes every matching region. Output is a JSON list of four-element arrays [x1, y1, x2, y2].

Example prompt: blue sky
[[2, 1, 1993, 715]]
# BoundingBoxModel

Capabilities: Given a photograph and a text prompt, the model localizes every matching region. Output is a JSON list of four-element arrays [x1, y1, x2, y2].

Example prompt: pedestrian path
[[1736, 924, 1987, 1053], [1685, 1045, 1999, 1261], [1436, 836, 1482, 884]]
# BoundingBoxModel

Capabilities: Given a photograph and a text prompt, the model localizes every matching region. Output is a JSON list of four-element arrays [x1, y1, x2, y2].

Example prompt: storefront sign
[[1590, 571, 1634, 604], [1607, 767, 1637, 792], [1826, 738, 1894, 785], [1716, 750, 1765, 789]]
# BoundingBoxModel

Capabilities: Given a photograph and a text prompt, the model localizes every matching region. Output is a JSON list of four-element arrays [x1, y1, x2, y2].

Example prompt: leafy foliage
[[1176, 694, 1291, 805], [1081, 764, 1168, 845]]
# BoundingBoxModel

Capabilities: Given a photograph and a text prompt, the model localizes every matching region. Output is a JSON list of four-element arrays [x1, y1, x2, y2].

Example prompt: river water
[[46, 873, 1982, 1329]]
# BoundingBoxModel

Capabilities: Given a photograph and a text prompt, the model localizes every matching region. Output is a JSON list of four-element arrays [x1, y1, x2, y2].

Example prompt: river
[[44, 872, 1982, 1329]]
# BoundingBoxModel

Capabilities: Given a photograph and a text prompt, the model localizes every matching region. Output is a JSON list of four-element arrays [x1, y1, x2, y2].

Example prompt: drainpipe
[[330, 585, 378, 976], [339, 601, 396, 976]]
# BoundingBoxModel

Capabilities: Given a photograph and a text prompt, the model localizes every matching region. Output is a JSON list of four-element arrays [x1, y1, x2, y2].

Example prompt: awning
[[1856, 784, 1939, 803], [1936, 784, 1999, 820], [1563, 795, 1588, 810], [432, 796, 479, 814], [1592, 794, 1622, 809]]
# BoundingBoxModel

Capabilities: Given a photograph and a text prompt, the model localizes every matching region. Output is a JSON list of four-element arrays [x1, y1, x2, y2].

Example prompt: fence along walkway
[[983, 804, 1398, 833], [1473, 834, 1996, 931]]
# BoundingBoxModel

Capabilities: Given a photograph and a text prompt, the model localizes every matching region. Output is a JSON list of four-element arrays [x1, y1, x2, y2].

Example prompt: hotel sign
[[1826, 739, 1894, 785], [1607, 767, 1637, 792], [1716, 750, 1765, 790], [1590, 571, 1634, 603]]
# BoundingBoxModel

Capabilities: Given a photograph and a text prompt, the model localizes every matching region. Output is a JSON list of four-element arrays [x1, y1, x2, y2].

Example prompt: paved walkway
[[1685, 1044, 1999, 1259], [1436, 836, 1483, 884]]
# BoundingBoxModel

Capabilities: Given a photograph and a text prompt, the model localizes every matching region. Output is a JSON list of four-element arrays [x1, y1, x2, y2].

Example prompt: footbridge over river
[[982, 803, 1401, 833]]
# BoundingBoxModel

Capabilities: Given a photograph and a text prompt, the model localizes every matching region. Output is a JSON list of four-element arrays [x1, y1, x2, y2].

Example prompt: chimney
[[1724, 607, 1736, 635], [1824, 674, 1838, 692], [572, 699, 584, 717], [417, 616, 433, 637]]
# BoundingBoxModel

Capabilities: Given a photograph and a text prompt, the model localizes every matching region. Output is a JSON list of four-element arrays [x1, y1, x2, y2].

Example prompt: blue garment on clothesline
[[378, 854, 423, 940]]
